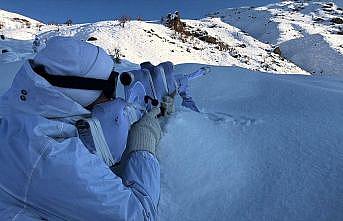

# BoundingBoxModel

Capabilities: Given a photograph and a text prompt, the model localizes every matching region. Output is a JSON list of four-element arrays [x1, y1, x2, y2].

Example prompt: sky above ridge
[[0, 0, 279, 23]]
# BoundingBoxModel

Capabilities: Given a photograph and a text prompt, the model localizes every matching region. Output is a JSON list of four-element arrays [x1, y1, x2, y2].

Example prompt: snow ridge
[[209, 1, 343, 76]]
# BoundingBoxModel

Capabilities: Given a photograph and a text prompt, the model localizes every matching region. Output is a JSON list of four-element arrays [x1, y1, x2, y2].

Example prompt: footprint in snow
[[205, 112, 261, 127]]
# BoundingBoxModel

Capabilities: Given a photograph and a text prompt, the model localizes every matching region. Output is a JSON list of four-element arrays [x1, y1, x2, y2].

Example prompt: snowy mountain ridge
[[0, 4, 314, 75], [1, 1, 342, 77], [35, 18, 307, 74], [208, 1, 343, 76]]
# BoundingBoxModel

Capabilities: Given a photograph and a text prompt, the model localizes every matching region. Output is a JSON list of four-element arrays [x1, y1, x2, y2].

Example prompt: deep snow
[[1, 60, 343, 220], [1, 2, 343, 220], [158, 64, 343, 220]]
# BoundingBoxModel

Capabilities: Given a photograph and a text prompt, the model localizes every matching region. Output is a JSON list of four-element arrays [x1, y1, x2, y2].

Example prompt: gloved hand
[[161, 92, 176, 116], [126, 107, 162, 156]]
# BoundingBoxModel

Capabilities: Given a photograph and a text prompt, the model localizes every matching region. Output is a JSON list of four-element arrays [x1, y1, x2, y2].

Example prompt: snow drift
[[158, 64, 343, 221]]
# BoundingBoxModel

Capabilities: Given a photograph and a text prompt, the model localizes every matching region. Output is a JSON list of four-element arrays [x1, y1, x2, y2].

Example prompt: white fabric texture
[[0, 59, 160, 221], [84, 117, 116, 167], [33, 36, 114, 106]]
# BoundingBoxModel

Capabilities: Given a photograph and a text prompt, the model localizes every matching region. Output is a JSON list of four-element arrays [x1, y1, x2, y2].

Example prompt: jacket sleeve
[[29, 137, 160, 221], [121, 151, 160, 220]]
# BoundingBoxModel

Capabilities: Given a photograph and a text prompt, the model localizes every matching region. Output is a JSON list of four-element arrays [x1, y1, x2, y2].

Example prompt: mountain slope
[[0, 9, 44, 63], [36, 18, 306, 74], [0, 9, 42, 40], [209, 1, 343, 76]]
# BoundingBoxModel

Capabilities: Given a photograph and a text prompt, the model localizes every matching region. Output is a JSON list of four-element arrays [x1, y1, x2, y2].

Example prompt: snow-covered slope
[[158, 64, 343, 221], [1, 4, 343, 221], [35, 19, 306, 74], [0, 9, 45, 63], [209, 1, 343, 76], [0, 9, 42, 40], [2, 6, 319, 74]]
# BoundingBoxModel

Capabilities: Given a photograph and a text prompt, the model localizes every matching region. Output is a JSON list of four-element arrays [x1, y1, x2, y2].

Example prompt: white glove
[[126, 108, 162, 155]]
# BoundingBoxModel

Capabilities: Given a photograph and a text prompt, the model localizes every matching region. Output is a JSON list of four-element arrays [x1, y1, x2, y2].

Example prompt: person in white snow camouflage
[[0, 36, 168, 221]]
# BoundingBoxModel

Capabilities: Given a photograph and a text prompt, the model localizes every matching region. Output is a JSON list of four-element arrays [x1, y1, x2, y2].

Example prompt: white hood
[[0, 61, 90, 119]]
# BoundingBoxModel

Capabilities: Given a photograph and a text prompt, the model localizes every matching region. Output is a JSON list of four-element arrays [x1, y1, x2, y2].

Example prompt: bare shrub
[[119, 16, 131, 28], [218, 42, 230, 51], [36, 24, 43, 31], [112, 48, 121, 63], [65, 19, 72, 26]]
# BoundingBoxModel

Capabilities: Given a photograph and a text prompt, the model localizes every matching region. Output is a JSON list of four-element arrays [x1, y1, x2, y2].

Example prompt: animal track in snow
[[205, 112, 262, 127]]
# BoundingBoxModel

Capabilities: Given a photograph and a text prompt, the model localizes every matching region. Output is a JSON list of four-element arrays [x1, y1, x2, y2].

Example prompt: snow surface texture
[[1, 2, 343, 220], [210, 1, 343, 76], [0, 9, 41, 63], [279, 33, 343, 75], [158, 64, 343, 221], [0, 9, 42, 40]]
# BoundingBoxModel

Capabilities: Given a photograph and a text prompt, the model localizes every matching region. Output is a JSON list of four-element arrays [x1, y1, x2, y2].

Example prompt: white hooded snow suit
[[0, 60, 160, 220]]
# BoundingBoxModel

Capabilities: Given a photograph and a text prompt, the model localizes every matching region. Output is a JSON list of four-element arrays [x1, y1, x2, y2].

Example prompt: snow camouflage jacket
[[0, 61, 160, 221]]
